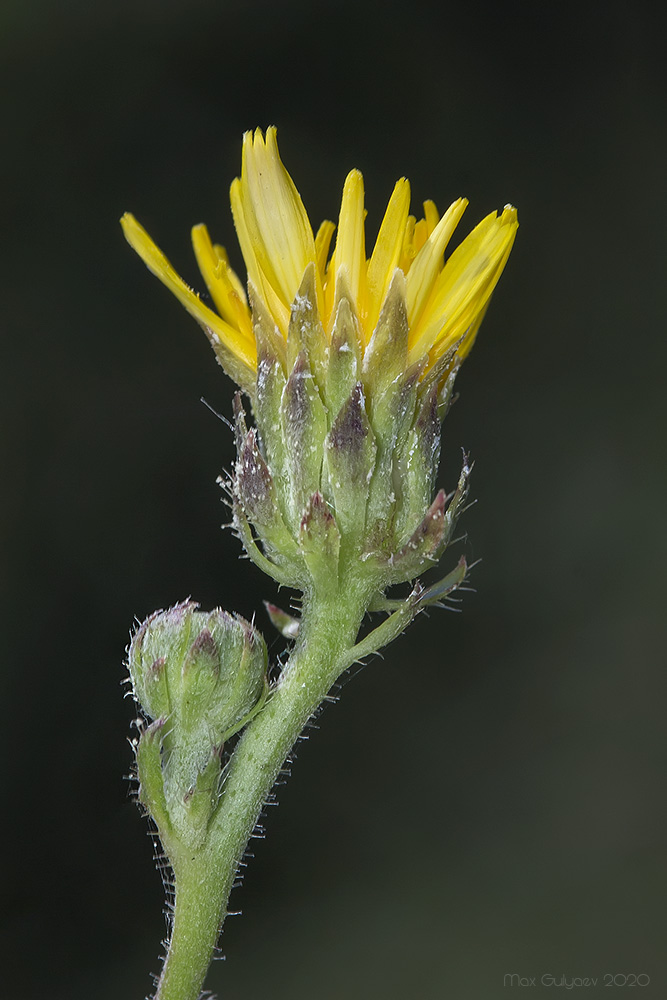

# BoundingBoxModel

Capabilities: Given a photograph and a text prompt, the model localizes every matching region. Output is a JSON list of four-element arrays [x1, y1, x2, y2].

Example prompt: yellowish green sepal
[[136, 718, 172, 837], [280, 351, 328, 527], [299, 491, 341, 594], [324, 382, 377, 544], [286, 264, 328, 393], [362, 269, 409, 397], [235, 425, 298, 559], [178, 746, 223, 845], [383, 489, 448, 584], [325, 296, 362, 424]]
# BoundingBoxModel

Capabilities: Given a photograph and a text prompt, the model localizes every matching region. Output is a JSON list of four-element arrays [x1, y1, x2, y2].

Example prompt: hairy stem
[[155, 846, 225, 1000], [154, 572, 372, 1000]]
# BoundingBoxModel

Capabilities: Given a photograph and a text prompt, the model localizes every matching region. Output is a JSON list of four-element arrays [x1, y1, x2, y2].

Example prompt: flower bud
[[129, 600, 268, 747], [129, 601, 269, 844]]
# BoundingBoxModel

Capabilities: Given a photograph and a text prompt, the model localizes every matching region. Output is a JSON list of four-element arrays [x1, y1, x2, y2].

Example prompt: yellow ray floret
[[122, 127, 517, 391]]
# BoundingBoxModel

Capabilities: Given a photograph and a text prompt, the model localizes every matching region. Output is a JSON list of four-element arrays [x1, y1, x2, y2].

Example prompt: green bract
[[232, 269, 470, 598]]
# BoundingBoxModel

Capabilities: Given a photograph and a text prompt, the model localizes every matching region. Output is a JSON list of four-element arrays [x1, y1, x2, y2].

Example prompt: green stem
[[154, 573, 372, 1000], [155, 846, 226, 1000]]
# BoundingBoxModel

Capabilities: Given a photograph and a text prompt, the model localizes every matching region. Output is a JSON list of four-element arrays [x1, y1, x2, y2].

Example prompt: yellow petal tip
[[124, 131, 517, 389]]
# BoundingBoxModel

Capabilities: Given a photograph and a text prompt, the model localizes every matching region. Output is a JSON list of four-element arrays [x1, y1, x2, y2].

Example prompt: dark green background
[[2, 1, 665, 998]]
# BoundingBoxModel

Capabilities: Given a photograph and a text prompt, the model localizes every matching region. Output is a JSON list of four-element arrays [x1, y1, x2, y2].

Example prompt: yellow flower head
[[121, 128, 517, 394]]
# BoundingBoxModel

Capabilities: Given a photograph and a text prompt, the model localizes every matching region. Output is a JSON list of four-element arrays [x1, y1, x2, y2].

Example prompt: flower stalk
[[123, 127, 517, 999]]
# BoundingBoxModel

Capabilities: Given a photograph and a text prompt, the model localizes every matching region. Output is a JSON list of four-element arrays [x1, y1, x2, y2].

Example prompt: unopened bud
[[129, 602, 268, 845], [129, 600, 268, 746]]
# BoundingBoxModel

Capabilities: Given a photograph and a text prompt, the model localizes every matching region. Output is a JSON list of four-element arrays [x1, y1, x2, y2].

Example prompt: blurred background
[[2, 0, 666, 997]]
